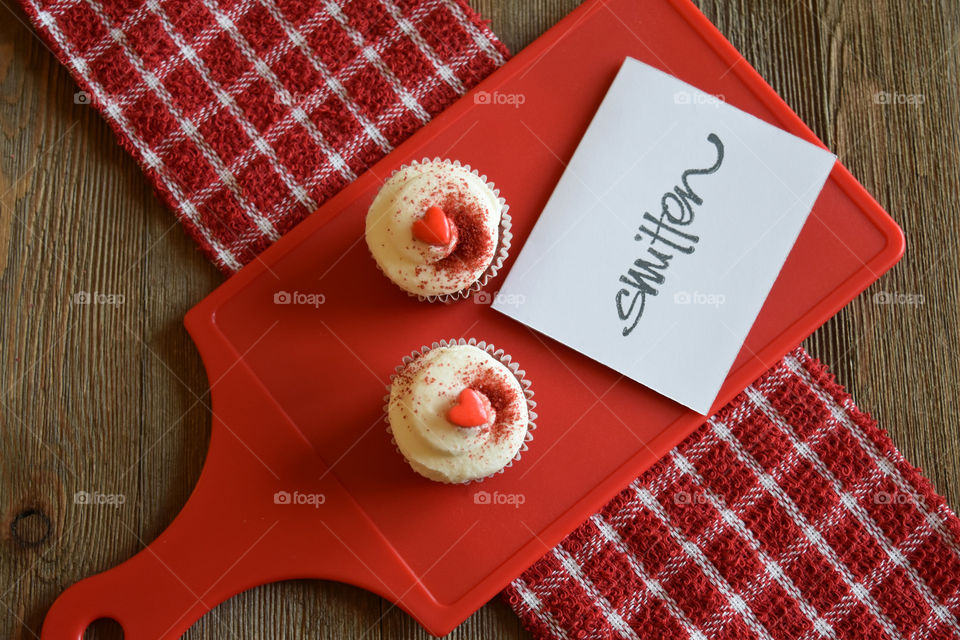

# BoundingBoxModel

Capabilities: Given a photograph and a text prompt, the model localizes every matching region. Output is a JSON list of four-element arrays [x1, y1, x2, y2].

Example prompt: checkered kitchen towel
[[19, 0, 960, 638], [504, 348, 960, 640], [21, 0, 507, 271]]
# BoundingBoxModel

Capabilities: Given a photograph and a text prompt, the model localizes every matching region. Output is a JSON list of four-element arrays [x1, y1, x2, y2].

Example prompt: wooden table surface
[[1, 0, 957, 638]]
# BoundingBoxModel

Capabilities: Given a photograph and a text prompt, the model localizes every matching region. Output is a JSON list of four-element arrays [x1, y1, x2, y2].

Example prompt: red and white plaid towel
[[20, 0, 960, 638], [505, 348, 960, 640], [21, 0, 507, 271]]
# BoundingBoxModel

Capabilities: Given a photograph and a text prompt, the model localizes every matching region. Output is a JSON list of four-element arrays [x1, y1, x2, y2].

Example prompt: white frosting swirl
[[389, 345, 529, 483], [365, 160, 501, 296]]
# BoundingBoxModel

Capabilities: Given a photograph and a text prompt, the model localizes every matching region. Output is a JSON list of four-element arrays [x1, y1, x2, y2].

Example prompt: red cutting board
[[42, 0, 903, 637]]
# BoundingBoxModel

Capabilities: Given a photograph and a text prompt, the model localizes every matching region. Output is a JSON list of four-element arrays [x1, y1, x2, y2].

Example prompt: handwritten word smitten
[[616, 133, 725, 336]]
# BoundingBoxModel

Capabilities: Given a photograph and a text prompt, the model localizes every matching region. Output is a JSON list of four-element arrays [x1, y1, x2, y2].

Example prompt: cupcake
[[365, 159, 511, 302], [386, 340, 535, 483]]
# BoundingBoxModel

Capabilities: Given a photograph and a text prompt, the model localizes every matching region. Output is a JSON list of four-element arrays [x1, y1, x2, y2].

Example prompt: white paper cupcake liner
[[383, 338, 537, 484], [371, 158, 512, 304]]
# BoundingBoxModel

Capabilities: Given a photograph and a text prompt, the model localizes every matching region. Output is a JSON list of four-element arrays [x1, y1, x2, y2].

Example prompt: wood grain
[[0, 0, 957, 638]]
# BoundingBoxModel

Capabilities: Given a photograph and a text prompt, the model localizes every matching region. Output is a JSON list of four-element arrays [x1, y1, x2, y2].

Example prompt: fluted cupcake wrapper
[[370, 158, 512, 304], [383, 338, 537, 484]]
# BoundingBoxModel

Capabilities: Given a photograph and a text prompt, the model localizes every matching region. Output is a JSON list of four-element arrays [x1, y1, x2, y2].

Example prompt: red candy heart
[[412, 205, 452, 245], [447, 388, 491, 428]]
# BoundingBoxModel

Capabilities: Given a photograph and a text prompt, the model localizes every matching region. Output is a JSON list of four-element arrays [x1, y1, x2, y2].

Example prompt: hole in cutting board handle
[[83, 617, 124, 639]]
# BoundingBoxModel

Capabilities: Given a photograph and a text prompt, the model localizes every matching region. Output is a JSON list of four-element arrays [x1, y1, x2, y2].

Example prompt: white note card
[[493, 57, 836, 414]]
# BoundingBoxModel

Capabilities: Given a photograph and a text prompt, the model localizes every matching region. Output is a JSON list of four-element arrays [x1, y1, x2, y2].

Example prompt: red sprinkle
[[472, 372, 522, 443], [436, 190, 495, 277], [403, 171, 496, 290]]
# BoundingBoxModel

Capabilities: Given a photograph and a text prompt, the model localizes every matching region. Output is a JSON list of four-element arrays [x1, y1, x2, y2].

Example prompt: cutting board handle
[[41, 473, 425, 639], [41, 396, 428, 637], [41, 341, 438, 638], [40, 533, 223, 638], [40, 467, 286, 639]]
